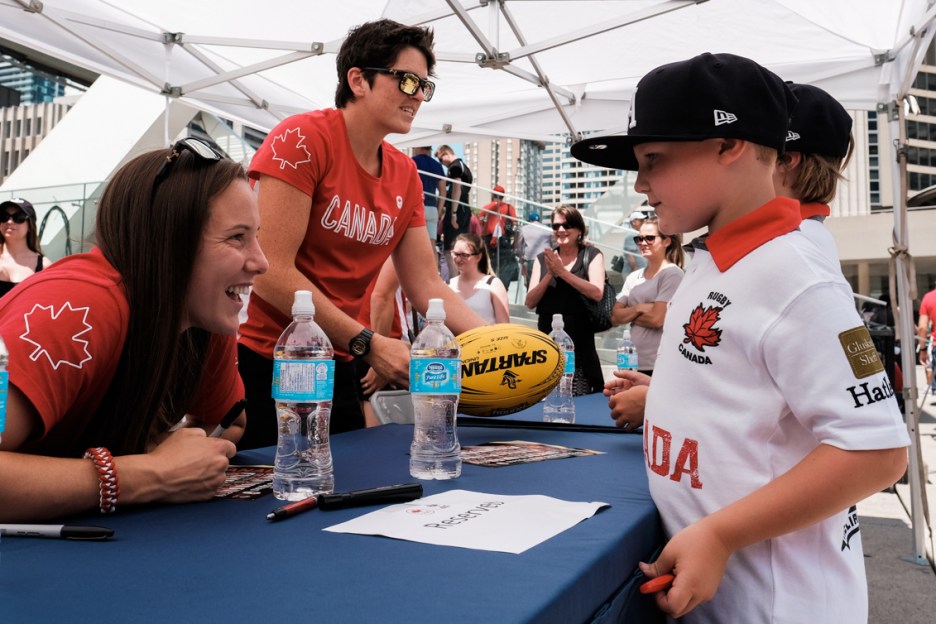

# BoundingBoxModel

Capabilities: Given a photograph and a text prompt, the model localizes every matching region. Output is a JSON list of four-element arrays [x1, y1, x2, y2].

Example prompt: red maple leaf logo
[[270, 127, 312, 170], [682, 304, 722, 352]]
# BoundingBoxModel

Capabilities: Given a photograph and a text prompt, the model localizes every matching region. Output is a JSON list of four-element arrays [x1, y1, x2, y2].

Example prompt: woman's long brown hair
[[88, 147, 246, 454]]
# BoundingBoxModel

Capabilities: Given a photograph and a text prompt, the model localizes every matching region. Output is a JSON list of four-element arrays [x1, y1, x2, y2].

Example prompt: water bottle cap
[[292, 290, 315, 316], [426, 298, 446, 321], [551, 313, 564, 329]]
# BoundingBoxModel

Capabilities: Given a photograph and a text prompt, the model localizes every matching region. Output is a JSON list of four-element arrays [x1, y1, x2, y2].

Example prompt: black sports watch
[[349, 328, 374, 358]]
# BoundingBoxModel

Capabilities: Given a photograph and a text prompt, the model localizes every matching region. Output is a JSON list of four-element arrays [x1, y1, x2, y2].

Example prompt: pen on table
[[266, 495, 319, 522], [266, 483, 424, 521], [0, 524, 114, 541], [210, 398, 247, 438], [318, 482, 423, 510], [639, 573, 675, 594]]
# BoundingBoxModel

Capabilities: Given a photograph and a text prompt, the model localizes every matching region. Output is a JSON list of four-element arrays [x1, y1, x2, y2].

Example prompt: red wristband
[[84, 447, 119, 514]]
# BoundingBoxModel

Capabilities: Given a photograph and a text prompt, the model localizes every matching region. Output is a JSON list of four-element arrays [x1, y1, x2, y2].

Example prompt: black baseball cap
[[0, 198, 36, 220], [571, 52, 797, 171], [784, 83, 852, 158]]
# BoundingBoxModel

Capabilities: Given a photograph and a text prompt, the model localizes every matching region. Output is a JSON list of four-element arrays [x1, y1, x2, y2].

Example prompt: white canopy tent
[[0, 0, 933, 562]]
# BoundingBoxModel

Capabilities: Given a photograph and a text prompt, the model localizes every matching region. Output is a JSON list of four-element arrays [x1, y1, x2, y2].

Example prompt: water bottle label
[[410, 358, 461, 394], [0, 371, 6, 433], [617, 353, 638, 370], [271, 360, 335, 401], [563, 350, 575, 374]]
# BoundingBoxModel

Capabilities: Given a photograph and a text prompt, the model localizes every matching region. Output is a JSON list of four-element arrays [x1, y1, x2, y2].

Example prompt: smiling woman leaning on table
[[0, 139, 269, 522]]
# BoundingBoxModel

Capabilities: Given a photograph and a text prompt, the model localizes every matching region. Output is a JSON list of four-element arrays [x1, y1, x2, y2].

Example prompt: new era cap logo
[[713, 110, 737, 126], [786, 130, 801, 142]]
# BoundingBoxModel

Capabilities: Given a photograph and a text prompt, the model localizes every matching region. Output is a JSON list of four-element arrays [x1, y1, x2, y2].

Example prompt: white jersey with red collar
[[645, 197, 909, 623], [799, 201, 841, 267]]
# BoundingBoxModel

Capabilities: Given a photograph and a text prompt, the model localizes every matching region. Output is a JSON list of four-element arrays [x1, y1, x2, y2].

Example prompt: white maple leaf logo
[[19, 302, 94, 370], [270, 127, 312, 170]]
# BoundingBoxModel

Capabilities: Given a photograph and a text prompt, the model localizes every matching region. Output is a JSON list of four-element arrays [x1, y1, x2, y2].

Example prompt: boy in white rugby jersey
[[573, 53, 908, 623]]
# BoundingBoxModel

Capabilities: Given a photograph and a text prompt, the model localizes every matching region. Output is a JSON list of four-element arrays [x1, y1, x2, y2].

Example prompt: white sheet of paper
[[322, 489, 609, 554]]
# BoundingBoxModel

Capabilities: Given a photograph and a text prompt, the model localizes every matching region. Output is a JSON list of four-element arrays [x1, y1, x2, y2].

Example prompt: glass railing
[[0, 182, 103, 261]]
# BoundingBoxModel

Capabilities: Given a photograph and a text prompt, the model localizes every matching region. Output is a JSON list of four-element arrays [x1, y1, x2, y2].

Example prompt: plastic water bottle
[[617, 328, 639, 371], [0, 336, 7, 447], [410, 298, 462, 480], [544, 314, 575, 423], [271, 290, 335, 500]]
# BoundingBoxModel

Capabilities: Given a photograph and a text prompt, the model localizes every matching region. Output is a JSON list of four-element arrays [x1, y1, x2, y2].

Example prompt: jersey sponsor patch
[[838, 326, 884, 379]]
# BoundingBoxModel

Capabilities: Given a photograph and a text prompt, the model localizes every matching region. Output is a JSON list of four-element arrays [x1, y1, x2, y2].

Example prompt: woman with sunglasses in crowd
[[525, 205, 606, 395], [611, 215, 685, 375], [448, 233, 510, 324], [0, 198, 50, 298], [0, 138, 269, 521]]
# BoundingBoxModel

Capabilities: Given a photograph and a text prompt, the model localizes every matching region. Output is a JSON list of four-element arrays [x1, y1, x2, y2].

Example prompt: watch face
[[351, 340, 366, 356]]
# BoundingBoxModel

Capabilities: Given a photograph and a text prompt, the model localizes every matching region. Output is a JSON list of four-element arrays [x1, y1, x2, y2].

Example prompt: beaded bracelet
[[84, 447, 120, 514]]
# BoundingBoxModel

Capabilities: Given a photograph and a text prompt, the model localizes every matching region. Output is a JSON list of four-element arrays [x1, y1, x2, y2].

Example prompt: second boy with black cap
[[774, 82, 854, 265], [575, 52, 908, 622]]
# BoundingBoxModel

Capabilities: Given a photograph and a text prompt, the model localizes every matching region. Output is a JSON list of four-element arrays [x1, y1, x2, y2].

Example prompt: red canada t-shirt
[[240, 108, 425, 360], [0, 248, 243, 456]]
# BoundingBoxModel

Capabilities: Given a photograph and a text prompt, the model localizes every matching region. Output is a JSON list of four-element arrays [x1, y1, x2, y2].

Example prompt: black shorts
[[236, 344, 366, 450]]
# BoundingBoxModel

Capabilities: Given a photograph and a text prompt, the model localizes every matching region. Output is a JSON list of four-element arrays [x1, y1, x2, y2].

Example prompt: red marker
[[266, 496, 318, 521], [639, 573, 675, 594]]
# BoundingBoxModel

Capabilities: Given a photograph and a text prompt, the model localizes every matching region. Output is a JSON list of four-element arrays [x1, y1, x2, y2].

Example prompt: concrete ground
[[864, 365, 936, 623]]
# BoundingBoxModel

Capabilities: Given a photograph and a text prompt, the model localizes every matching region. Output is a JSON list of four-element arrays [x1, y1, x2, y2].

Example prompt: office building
[[463, 138, 545, 214]]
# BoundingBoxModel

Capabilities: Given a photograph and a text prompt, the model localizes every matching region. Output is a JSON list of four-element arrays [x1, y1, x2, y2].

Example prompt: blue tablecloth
[[487, 391, 616, 427], [1, 413, 661, 624]]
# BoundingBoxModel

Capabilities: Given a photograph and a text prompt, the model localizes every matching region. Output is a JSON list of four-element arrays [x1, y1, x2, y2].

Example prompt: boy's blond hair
[[779, 134, 854, 204]]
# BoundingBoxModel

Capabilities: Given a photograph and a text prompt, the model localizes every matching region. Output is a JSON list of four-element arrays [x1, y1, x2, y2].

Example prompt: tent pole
[[892, 99, 931, 566]]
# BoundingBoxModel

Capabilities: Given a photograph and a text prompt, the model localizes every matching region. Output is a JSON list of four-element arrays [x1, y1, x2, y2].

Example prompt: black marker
[[0, 524, 114, 541], [317, 483, 423, 510], [210, 398, 247, 438]]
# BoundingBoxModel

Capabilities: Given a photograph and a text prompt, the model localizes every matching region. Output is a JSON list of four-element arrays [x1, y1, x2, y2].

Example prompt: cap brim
[[571, 134, 706, 171]]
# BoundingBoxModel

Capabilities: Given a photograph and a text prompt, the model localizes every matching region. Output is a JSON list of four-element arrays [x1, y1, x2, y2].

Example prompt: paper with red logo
[[323, 489, 608, 554]]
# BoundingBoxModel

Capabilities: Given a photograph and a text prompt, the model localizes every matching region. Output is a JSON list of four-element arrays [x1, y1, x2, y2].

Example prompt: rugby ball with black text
[[456, 324, 563, 417]]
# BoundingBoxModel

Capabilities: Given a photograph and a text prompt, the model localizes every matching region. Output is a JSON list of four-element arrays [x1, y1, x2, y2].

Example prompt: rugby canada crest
[[683, 304, 723, 351], [678, 304, 722, 365]]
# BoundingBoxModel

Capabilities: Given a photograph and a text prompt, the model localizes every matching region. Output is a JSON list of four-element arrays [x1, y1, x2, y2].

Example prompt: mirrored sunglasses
[[364, 67, 435, 101], [152, 137, 224, 197]]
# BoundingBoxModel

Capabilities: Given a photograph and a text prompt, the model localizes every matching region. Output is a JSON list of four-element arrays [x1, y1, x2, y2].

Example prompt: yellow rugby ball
[[456, 324, 563, 417]]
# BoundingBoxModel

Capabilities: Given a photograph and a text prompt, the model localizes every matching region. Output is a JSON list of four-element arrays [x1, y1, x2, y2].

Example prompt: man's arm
[[918, 311, 930, 364], [392, 226, 486, 335]]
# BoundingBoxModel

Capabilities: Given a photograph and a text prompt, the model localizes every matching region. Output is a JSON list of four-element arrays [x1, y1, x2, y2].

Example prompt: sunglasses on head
[[152, 137, 224, 197], [551, 223, 574, 231], [363, 67, 435, 101], [1, 212, 29, 224], [633, 235, 661, 244], [452, 252, 480, 259]]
